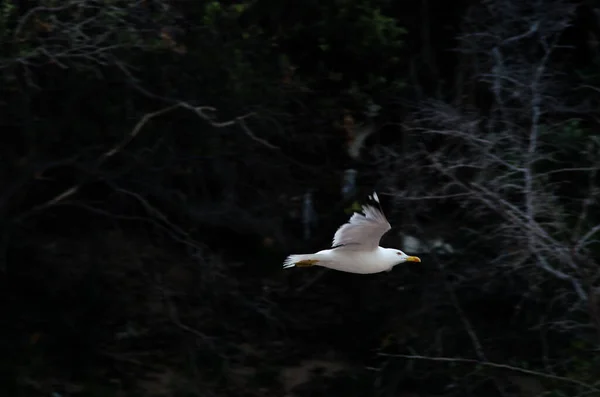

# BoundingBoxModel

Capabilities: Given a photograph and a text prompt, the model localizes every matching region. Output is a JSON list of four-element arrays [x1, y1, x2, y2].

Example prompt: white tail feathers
[[283, 254, 318, 269]]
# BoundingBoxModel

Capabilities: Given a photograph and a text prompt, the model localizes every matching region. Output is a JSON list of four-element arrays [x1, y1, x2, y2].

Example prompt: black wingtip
[[367, 192, 379, 203]]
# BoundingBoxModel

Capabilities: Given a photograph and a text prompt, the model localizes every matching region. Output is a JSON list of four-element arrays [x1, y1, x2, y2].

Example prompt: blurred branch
[[177, 103, 278, 149], [20, 102, 272, 219], [160, 284, 214, 343], [379, 353, 600, 392], [21, 104, 178, 217]]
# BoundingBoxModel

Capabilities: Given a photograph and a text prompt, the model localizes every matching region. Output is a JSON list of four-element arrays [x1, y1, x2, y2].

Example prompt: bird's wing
[[332, 193, 391, 251]]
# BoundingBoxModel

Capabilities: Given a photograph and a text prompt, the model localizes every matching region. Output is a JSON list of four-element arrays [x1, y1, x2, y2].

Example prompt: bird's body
[[283, 193, 421, 274], [284, 247, 406, 274]]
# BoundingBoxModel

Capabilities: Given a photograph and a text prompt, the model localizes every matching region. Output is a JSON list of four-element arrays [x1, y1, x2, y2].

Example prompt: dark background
[[2, 0, 600, 396]]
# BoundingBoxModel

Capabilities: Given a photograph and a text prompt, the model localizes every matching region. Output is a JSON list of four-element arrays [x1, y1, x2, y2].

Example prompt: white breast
[[317, 247, 394, 274]]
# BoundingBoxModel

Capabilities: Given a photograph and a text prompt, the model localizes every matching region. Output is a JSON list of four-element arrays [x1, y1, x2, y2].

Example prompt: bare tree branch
[[379, 0, 598, 330], [20, 101, 272, 218], [379, 353, 600, 392]]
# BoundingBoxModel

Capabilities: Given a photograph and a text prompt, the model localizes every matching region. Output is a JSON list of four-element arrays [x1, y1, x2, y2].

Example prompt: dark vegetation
[[2, 0, 600, 396]]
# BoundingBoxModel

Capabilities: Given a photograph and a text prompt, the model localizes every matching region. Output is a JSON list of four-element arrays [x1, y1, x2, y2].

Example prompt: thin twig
[[379, 353, 600, 392]]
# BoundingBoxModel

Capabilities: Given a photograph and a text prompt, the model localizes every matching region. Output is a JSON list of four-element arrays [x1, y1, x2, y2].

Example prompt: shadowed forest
[[2, 0, 600, 396]]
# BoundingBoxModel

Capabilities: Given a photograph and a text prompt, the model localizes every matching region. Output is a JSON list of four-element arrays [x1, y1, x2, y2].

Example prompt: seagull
[[283, 192, 421, 274]]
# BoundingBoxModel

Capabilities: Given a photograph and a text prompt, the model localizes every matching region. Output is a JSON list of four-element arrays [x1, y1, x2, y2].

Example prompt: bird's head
[[395, 250, 421, 264]]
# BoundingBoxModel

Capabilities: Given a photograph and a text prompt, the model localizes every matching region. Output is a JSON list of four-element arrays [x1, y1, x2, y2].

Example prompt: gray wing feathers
[[332, 203, 391, 250]]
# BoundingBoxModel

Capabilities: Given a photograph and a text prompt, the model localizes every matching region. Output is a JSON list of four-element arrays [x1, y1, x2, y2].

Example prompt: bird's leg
[[295, 259, 319, 267]]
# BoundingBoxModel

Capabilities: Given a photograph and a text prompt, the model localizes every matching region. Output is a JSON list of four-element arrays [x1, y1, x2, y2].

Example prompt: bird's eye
[[397, 252, 402, 256]]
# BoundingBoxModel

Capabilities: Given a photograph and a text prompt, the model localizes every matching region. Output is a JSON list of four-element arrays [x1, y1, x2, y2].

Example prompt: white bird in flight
[[283, 192, 421, 274]]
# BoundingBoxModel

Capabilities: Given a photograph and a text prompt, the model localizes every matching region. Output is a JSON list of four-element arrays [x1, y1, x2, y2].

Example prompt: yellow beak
[[405, 256, 421, 263]]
